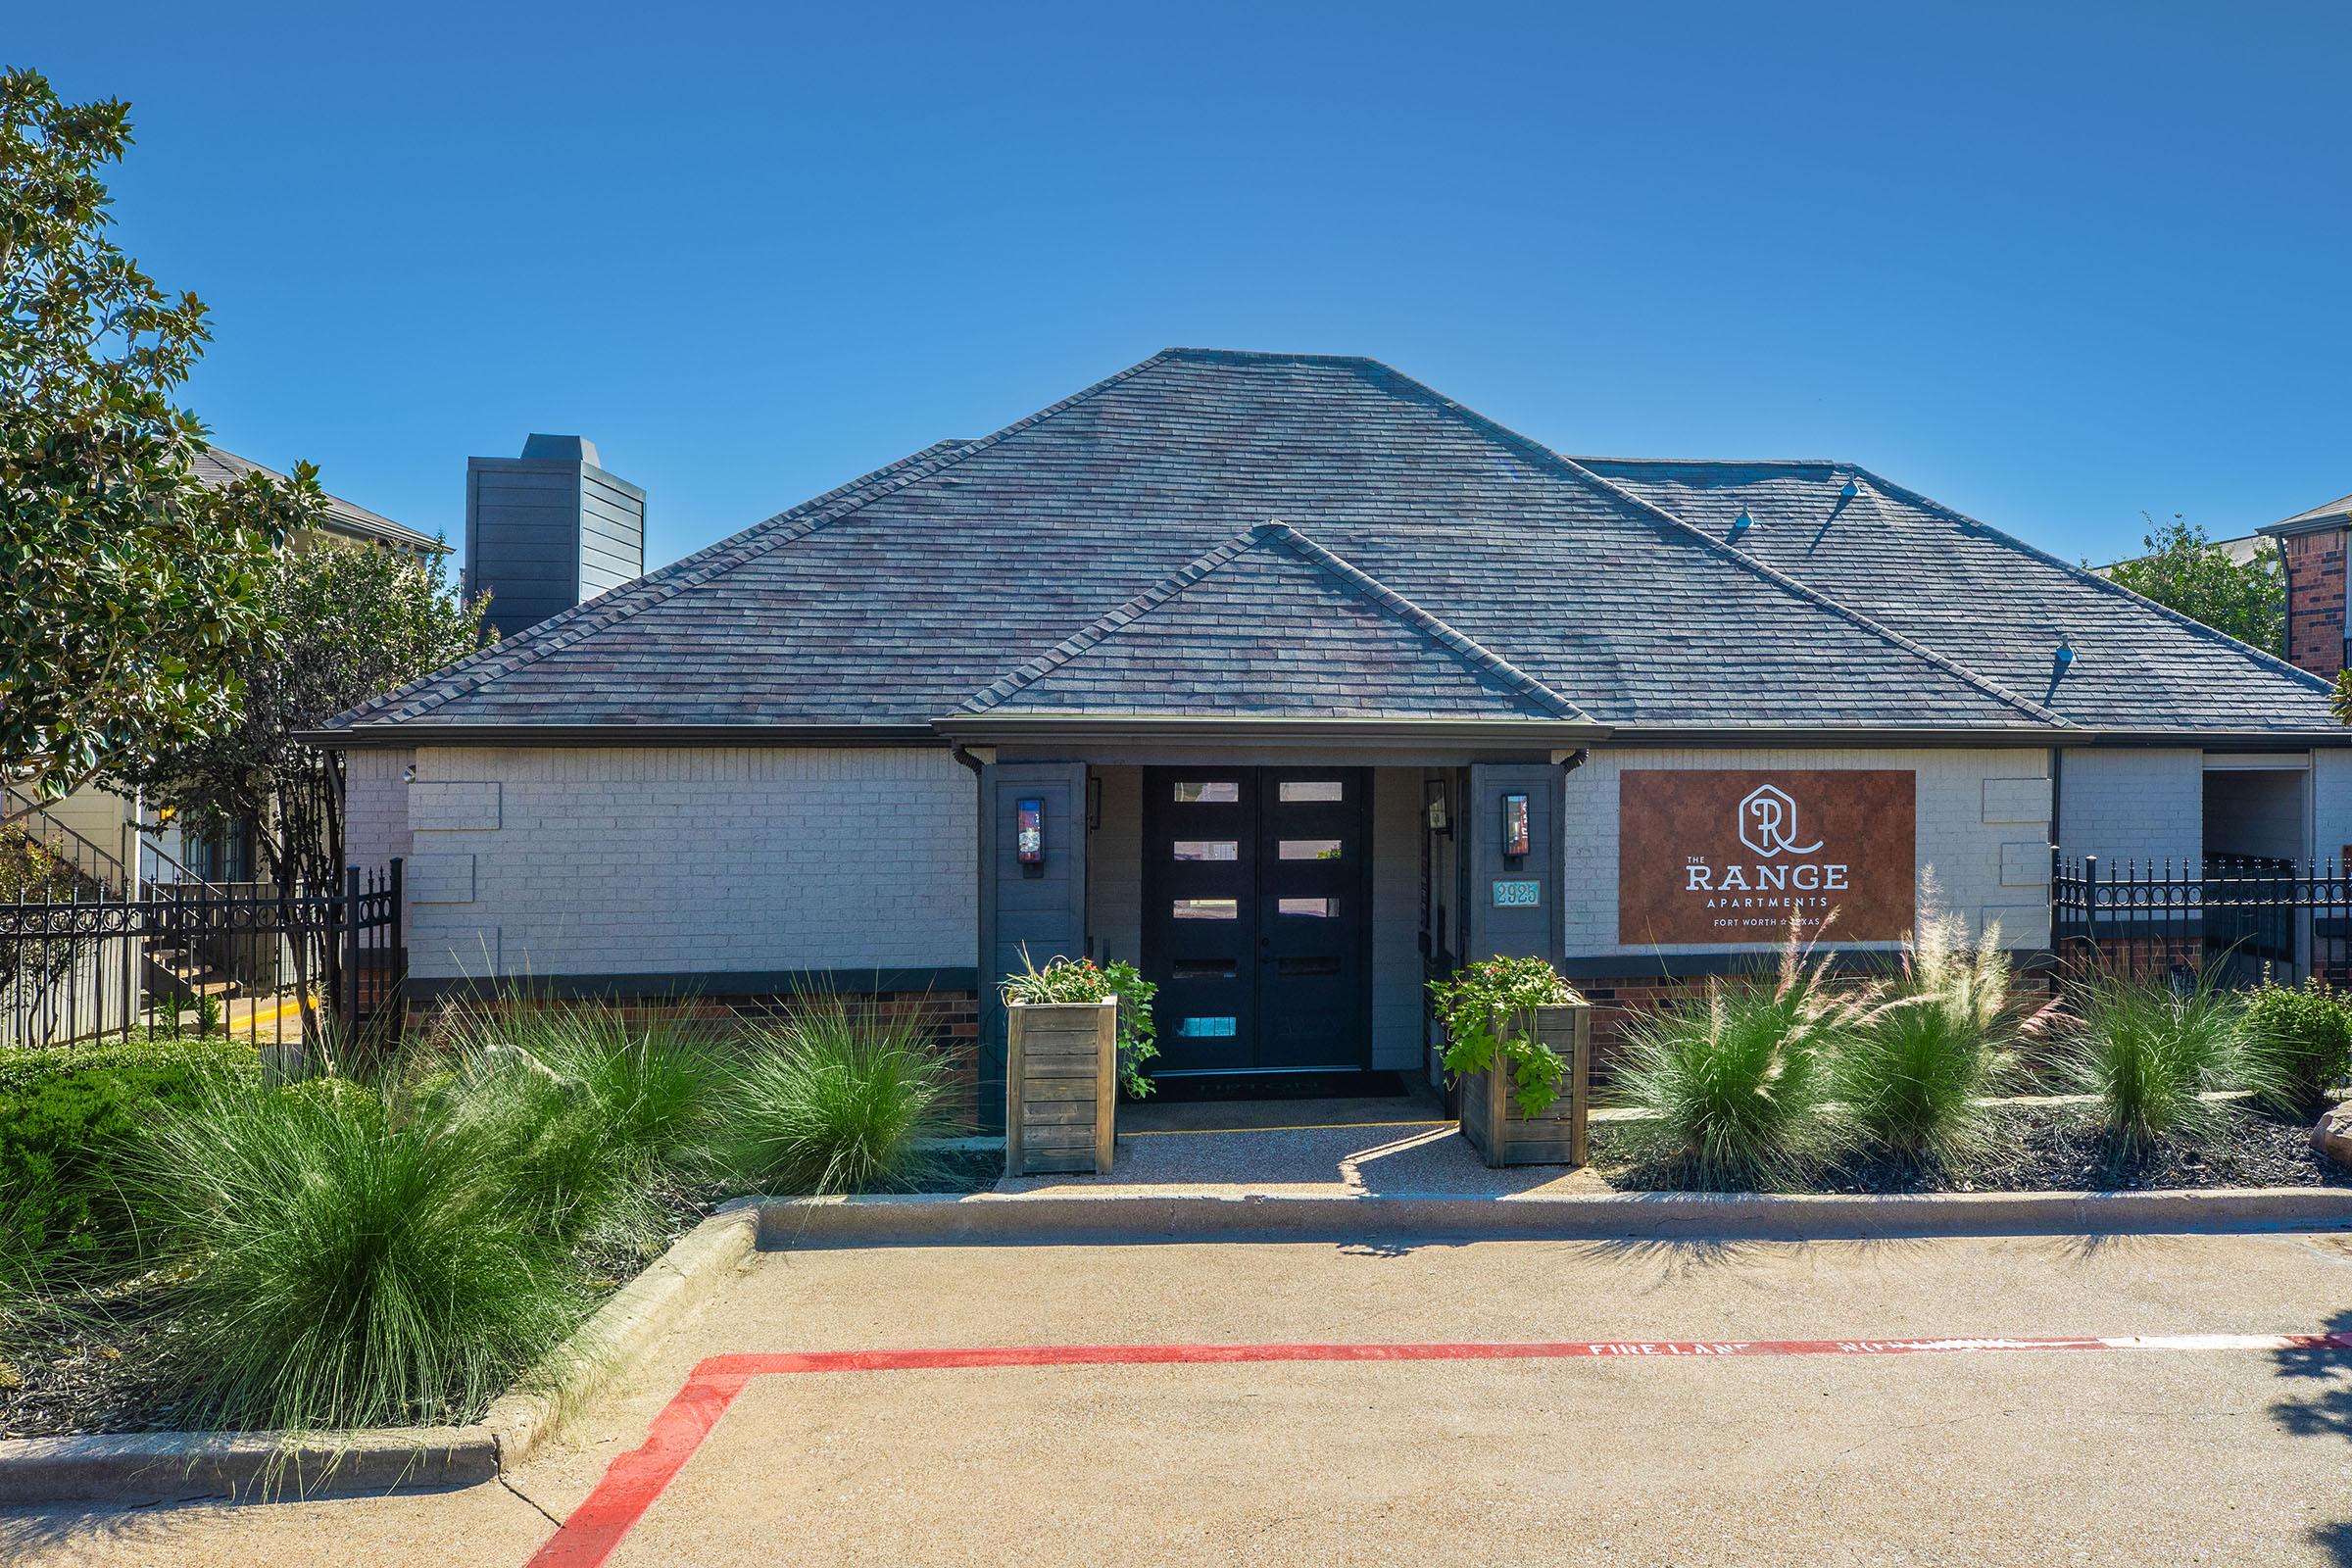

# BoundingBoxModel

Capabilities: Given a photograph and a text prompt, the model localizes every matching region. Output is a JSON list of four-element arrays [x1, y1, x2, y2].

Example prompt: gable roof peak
[[961, 519, 1588, 722]]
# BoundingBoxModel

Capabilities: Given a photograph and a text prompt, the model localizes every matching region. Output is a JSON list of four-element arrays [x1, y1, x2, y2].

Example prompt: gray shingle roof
[[194, 448, 442, 554], [1577, 458, 2335, 734], [964, 521, 1586, 720], [323, 350, 2337, 741], [2259, 490, 2352, 537]]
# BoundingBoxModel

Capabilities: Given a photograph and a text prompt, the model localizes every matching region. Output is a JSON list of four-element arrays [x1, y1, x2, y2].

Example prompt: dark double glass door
[[1141, 767, 1371, 1076]]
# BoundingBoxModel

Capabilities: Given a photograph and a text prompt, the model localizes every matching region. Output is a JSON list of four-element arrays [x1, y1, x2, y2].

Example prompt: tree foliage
[[2105, 514, 2283, 654], [0, 67, 321, 809], [126, 540, 491, 892]]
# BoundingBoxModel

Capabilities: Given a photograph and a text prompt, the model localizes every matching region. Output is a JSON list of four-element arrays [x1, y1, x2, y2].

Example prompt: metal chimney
[[465, 435, 646, 639]]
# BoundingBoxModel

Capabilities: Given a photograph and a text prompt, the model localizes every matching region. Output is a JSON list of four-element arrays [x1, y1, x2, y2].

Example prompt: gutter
[[299, 720, 2352, 753], [930, 714, 1613, 750], [299, 723, 945, 750]]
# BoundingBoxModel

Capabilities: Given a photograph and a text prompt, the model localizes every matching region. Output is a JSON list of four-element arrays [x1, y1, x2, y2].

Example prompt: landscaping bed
[[1592, 1099, 2352, 1196], [0, 998, 990, 1445]]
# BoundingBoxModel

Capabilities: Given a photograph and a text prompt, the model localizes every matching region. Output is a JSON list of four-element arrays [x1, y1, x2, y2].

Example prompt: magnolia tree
[[127, 543, 492, 895], [0, 68, 320, 816]]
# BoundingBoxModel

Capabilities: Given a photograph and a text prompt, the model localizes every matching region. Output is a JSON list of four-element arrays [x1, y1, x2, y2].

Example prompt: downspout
[[951, 743, 1001, 1137]]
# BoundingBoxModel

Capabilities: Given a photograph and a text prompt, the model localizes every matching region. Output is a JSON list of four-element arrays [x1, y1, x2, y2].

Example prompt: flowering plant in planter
[[1000, 951, 1160, 1097], [1428, 956, 1581, 1116]]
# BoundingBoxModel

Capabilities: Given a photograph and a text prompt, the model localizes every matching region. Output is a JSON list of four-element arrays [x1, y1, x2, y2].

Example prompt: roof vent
[[2054, 636, 2077, 672], [1729, 511, 1754, 542], [1839, 479, 1860, 501]]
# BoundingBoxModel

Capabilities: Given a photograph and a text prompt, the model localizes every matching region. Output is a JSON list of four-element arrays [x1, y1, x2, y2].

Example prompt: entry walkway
[[996, 1081, 1609, 1198]]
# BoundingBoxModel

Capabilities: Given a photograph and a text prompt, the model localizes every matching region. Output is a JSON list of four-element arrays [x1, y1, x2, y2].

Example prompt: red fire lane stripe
[[523, 1332, 2352, 1568]]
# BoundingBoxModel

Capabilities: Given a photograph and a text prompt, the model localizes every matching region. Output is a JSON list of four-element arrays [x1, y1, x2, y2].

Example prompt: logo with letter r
[[1738, 784, 1823, 858]]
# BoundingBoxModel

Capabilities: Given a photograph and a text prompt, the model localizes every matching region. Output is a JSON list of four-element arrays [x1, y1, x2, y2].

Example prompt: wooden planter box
[[1004, 998, 1117, 1176], [1457, 1001, 1592, 1169]]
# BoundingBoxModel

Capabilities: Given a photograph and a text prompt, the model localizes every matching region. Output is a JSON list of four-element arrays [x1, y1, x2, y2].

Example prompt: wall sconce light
[[1501, 792, 1530, 858], [1016, 797, 1045, 866], [1425, 778, 1450, 835]]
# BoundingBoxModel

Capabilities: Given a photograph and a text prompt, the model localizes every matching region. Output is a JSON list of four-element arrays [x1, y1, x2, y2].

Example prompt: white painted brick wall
[[398, 746, 975, 981], [344, 749, 416, 940], [2056, 749, 2202, 866], [1562, 746, 2053, 954], [2316, 752, 2352, 862]]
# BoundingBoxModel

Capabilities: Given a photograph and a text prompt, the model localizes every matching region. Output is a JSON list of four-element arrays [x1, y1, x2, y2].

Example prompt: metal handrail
[[2, 784, 131, 895]]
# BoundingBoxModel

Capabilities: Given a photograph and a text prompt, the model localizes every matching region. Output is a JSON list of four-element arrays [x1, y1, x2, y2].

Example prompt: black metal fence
[[2050, 853, 2350, 989], [0, 860, 405, 1051]]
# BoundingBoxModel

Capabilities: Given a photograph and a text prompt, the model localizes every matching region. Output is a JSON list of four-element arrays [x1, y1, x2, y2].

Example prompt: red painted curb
[[524, 1331, 2352, 1566]]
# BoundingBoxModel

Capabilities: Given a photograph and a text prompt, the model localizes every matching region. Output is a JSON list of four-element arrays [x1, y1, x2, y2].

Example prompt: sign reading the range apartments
[[1617, 770, 1917, 944]]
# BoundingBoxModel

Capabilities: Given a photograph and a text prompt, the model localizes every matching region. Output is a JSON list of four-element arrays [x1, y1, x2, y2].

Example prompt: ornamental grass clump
[[714, 997, 953, 1196], [1828, 908, 2020, 1166], [135, 1073, 583, 1435], [2056, 973, 2278, 1152], [432, 1004, 715, 1249], [1611, 923, 1858, 1189]]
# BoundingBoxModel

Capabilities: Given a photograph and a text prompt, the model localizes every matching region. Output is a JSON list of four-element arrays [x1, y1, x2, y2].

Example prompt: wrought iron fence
[[2049, 853, 2349, 989], [0, 860, 405, 1052]]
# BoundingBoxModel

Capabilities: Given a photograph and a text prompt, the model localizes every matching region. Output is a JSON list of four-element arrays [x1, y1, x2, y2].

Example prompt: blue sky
[[18, 2, 2351, 570]]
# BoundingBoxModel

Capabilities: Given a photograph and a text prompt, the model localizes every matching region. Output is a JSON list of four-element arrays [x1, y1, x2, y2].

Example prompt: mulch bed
[[1, 1153, 1005, 1442], [1592, 1101, 2352, 1195]]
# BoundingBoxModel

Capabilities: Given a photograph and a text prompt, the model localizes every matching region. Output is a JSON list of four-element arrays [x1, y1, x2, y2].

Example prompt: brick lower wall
[[404, 987, 984, 1133]]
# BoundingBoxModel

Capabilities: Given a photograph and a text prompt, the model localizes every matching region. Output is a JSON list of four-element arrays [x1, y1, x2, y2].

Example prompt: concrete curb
[[757, 1186, 2352, 1249], [0, 1203, 760, 1508]]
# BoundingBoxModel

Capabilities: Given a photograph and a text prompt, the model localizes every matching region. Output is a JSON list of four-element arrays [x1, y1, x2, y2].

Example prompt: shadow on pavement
[[2270, 1305, 2352, 1564]]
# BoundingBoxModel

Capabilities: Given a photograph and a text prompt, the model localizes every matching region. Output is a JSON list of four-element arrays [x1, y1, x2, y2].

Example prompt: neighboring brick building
[[2261, 492, 2352, 681], [315, 349, 2352, 1126]]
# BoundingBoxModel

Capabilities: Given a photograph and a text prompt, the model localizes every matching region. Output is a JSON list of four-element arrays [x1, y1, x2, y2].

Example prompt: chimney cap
[[520, 433, 600, 466]]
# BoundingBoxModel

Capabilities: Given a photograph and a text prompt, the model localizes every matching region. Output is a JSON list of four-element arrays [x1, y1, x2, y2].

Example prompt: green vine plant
[[1000, 949, 1161, 1098], [1428, 956, 1580, 1116]]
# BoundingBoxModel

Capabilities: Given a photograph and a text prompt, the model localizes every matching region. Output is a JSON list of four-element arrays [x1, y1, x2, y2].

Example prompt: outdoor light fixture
[[1730, 511, 1753, 542], [1425, 777, 1451, 835], [1016, 797, 1045, 866], [1501, 792, 1530, 859]]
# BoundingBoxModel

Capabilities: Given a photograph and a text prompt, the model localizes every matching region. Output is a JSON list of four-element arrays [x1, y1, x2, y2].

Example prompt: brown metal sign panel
[[1617, 769, 1918, 945]]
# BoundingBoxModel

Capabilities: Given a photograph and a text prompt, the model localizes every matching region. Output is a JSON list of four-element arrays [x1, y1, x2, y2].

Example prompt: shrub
[[0, 1038, 255, 1280], [429, 1004, 714, 1248], [2240, 978, 2352, 1116], [1829, 909, 2015, 1164], [1611, 934, 1858, 1189], [714, 998, 951, 1196], [1427, 956, 1580, 1115], [133, 1072, 583, 1434], [2055, 974, 2278, 1151], [1001, 951, 1159, 1096]]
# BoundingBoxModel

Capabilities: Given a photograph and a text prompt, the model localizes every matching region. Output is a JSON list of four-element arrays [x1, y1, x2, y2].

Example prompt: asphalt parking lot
[[10, 1229, 2352, 1567]]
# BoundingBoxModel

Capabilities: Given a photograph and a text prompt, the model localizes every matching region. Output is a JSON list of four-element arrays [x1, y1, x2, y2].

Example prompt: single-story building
[[319, 349, 2352, 1125]]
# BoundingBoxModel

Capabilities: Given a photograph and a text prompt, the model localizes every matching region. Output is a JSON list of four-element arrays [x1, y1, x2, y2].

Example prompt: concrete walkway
[[996, 1086, 1610, 1198], [13, 1228, 2352, 1565]]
